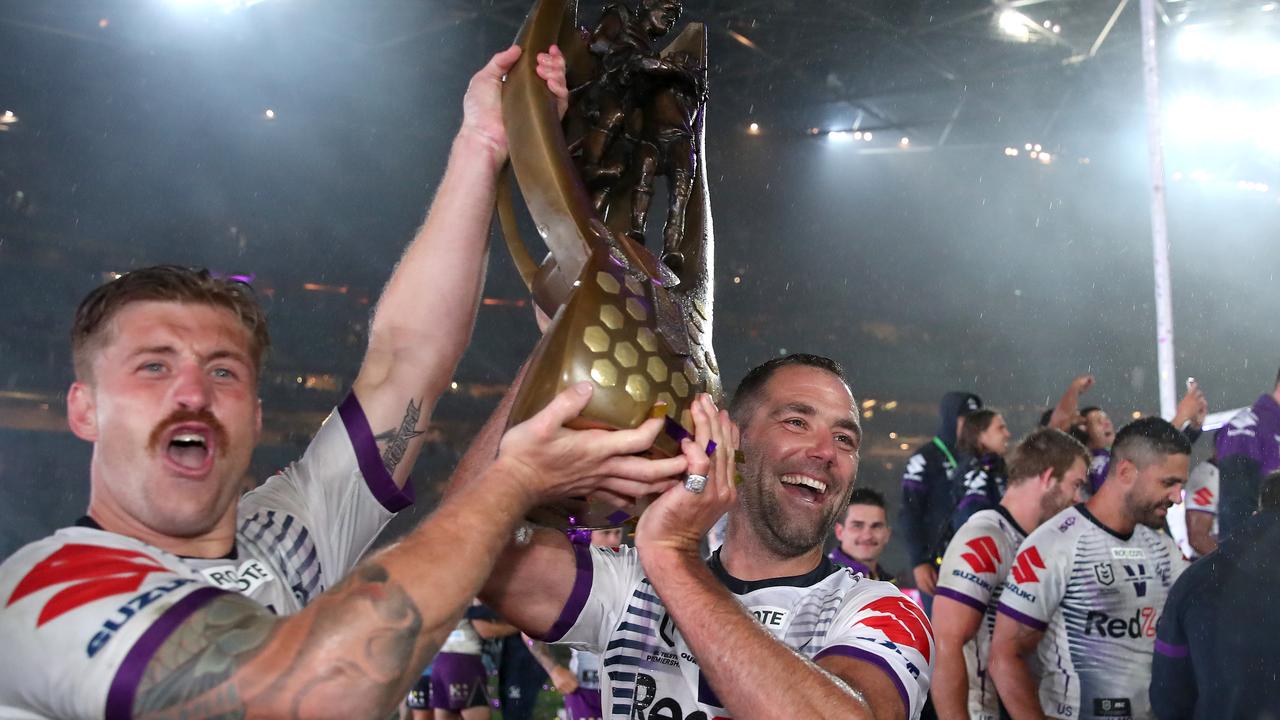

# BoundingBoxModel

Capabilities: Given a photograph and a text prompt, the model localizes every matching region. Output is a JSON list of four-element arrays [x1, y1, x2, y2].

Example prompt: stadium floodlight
[[998, 10, 1033, 42], [827, 130, 854, 142]]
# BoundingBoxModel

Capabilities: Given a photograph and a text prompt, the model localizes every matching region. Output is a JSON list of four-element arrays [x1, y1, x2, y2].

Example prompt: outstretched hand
[[459, 45, 570, 162], [635, 394, 740, 561], [497, 382, 687, 506]]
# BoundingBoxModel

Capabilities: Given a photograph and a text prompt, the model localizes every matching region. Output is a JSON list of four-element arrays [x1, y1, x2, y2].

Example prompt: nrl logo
[[1093, 562, 1115, 586]]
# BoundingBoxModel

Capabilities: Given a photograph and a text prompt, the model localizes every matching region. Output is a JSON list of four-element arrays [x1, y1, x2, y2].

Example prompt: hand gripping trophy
[[496, 0, 719, 529]]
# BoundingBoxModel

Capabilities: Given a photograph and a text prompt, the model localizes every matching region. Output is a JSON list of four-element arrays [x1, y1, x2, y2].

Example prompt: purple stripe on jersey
[[538, 541, 593, 642], [996, 602, 1048, 632], [105, 586, 227, 720], [339, 392, 416, 513], [935, 586, 988, 614], [813, 645, 910, 717], [1155, 639, 1190, 658]]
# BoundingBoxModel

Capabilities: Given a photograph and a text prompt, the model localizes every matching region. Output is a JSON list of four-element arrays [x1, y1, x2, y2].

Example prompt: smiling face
[[69, 301, 261, 547], [735, 365, 862, 559], [1122, 452, 1189, 529], [834, 502, 890, 565]]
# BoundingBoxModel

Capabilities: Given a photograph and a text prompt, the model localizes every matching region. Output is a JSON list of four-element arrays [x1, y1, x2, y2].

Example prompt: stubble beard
[[1124, 489, 1170, 529], [739, 451, 845, 560]]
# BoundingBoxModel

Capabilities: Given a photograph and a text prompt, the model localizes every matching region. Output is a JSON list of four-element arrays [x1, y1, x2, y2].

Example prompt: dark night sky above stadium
[[1, 0, 1276, 555]]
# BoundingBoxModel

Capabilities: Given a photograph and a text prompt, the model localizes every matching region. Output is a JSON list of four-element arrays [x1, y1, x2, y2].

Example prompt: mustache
[[147, 408, 229, 456]]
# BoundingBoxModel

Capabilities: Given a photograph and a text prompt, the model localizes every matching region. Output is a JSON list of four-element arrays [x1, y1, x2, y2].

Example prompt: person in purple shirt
[[829, 487, 896, 582], [1214, 366, 1280, 538]]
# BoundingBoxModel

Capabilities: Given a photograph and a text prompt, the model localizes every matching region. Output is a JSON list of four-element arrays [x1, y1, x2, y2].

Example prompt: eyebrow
[[773, 402, 863, 440], [127, 345, 251, 365]]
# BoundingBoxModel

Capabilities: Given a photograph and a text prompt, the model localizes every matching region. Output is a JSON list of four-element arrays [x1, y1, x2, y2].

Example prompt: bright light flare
[[998, 10, 1032, 42], [827, 130, 854, 143], [1167, 95, 1280, 154], [264, 108, 276, 120], [1176, 26, 1280, 75], [747, 122, 760, 134]]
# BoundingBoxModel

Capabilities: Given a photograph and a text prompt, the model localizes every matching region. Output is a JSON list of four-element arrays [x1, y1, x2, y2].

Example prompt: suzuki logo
[[1011, 546, 1046, 584], [8, 544, 169, 627], [858, 596, 933, 663], [1192, 487, 1214, 507], [961, 536, 1001, 574]]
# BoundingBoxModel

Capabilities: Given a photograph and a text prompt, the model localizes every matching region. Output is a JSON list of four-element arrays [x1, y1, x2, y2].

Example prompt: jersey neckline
[[73, 515, 239, 561], [1074, 503, 1134, 542], [707, 548, 841, 594], [993, 504, 1028, 538]]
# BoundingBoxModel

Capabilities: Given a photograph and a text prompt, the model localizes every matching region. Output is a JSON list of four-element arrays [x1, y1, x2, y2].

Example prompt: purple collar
[[828, 546, 889, 581]]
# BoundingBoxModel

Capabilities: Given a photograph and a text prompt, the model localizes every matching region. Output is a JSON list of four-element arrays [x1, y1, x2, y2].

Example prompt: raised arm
[[1047, 374, 1093, 432], [129, 383, 680, 719], [635, 397, 910, 719], [352, 45, 569, 490], [988, 613, 1048, 720]]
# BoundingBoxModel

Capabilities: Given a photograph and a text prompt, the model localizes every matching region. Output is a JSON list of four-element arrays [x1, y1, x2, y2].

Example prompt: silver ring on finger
[[684, 473, 708, 494]]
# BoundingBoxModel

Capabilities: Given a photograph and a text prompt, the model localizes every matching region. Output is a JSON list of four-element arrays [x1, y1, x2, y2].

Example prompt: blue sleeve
[[1150, 569, 1197, 719], [898, 451, 935, 567]]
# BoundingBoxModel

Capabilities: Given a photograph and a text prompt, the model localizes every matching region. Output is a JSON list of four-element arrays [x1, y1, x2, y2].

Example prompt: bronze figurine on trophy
[[496, 0, 720, 529]]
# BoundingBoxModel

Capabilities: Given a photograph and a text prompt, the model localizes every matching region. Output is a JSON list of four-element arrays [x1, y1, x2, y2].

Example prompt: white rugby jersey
[[1184, 461, 1219, 542], [545, 545, 934, 720], [934, 505, 1027, 720], [997, 504, 1185, 720], [0, 393, 413, 720]]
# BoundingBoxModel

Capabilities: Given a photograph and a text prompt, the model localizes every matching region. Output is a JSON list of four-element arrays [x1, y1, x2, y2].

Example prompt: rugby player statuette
[[496, 0, 720, 529]]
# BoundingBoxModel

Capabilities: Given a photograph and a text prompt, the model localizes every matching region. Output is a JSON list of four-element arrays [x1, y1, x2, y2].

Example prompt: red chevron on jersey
[[1011, 546, 1046, 584], [7, 544, 169, 627], [961, 536, 1002, 574], [1192, 487, 1214, 507], [858, 596, 933, 663]]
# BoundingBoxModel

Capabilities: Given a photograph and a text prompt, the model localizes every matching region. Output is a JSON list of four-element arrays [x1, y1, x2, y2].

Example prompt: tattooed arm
[[352, 45, 570, 487], [133, 383, 683, 720]]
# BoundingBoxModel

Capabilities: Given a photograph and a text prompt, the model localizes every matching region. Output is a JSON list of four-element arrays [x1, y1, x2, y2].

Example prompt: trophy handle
[[501, 0, 597, 311], [496, 164, 541, 293]]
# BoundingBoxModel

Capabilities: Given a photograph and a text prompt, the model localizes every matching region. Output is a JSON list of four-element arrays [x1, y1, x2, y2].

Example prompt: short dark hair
[[728, 353, 847, 427], [957, 408, 1000, 456], [1260, 470, 1280, 512], [847, 487, 886, 511], [1110, 416, 1191, 472], [1080, 406, 1102, 418], [1007, 428, 1090, 487], [72, 265, 270, 382]]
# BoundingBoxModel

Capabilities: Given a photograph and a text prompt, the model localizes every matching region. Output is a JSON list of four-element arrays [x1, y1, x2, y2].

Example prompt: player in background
[[829, 487, 896, 582], [1182, 458, 1219, 557], [988, 418, 1190, 720], [930, 428, 1088, 720]]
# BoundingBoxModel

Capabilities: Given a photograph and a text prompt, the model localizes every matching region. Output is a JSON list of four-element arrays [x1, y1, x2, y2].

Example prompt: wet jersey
[[935, 506, 1027, 720], [0, 393, 413, 720], [544, 545, 934, 720], [998, 505, 1185, 720]]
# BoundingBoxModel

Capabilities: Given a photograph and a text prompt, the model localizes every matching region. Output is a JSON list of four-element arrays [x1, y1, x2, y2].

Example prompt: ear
[[67, 382, 98, 442], [883, 526, 892, 544], [1038, 467, 1055, 490], [1114, 457, 1137, 487]]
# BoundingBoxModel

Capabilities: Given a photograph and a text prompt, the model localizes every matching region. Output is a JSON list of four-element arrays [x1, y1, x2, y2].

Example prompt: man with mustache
[[0, 47, 683, 719], [989, 418, 1190, 720], [464, 354, 934, 720]]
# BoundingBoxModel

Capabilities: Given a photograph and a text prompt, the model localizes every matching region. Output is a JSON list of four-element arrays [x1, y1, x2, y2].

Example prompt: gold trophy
[[498, 0, 719, 529]]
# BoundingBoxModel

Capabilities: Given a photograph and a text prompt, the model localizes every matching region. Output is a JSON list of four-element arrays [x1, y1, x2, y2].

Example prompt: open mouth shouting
[[149, 410, 229, 479], [162, 425, 217, 477]]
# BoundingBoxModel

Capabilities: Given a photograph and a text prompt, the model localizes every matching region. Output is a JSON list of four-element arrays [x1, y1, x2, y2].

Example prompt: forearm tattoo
[[133, 564, 428, 720], [375, 399, 425, 476]]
